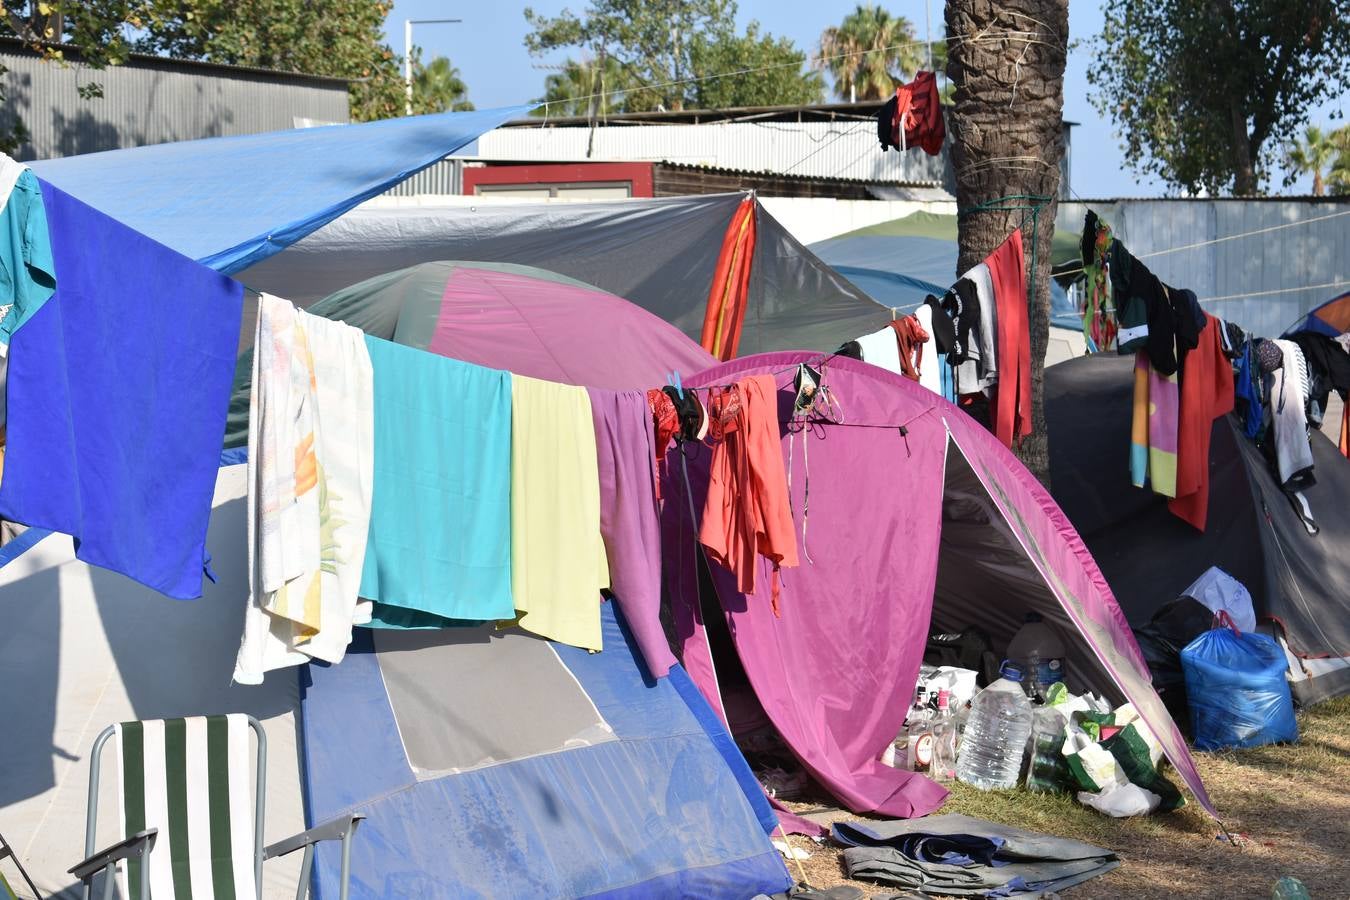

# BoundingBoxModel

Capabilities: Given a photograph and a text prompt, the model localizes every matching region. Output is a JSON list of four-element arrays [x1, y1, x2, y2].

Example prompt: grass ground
[[779, 696, 1350, 898]]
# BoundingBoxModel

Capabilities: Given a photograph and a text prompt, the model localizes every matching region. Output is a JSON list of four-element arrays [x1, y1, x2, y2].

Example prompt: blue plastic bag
[[1180, 620, 1298, 751]]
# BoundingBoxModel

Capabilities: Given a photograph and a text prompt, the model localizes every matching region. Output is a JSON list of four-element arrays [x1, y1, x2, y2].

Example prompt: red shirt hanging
[[987, 229, 1031, 448], [1168, 315, 1234, 531]]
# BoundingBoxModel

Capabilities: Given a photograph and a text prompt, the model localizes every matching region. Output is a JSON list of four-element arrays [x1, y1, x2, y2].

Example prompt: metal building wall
[[476, 120, 948, 185], [1057, 199, 1350, 339], [1, 42, 349, 161], [383, 159, 463, 196]]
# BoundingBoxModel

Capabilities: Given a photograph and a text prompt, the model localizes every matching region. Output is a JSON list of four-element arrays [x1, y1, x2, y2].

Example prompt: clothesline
[[1200, 279, 1349, 305], [1057, 209, 1350, 280]]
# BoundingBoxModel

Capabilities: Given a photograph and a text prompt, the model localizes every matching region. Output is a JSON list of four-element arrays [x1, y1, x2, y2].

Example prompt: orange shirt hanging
[[699, 375, 799, 615]]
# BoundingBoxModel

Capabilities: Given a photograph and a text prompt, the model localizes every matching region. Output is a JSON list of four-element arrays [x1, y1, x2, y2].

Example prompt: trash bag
[[1133, 596, 1215, 731], [924, 627, 999, 686], [1181, 616, 1298, 751]]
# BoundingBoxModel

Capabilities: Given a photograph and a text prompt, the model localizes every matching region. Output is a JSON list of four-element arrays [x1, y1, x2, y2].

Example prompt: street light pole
[[404, 17, 463, 116]]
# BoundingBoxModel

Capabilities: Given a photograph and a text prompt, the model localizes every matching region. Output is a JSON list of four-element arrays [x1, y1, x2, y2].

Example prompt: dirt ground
[[776, 697, 1350, 899]]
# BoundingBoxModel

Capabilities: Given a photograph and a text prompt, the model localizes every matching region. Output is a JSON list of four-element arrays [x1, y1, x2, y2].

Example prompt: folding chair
[[0, 829, 43, 899], [69, 715, 362, 900]]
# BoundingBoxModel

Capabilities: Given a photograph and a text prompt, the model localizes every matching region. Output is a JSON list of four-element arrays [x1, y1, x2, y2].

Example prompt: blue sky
[[385, 1, 1336, 197]]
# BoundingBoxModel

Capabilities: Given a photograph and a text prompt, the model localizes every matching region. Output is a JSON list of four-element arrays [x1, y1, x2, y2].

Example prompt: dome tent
[[1046, 354, 1350, 706], [224, 260, 717, 448], [660, 352, 1217, 826]]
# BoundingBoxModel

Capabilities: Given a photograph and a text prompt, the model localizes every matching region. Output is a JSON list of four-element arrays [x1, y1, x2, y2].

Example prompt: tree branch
[[6, 11, 39, 42]]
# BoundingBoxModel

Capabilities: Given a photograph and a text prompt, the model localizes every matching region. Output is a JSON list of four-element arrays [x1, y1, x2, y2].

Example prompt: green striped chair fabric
[[113, 715, 257, 900]]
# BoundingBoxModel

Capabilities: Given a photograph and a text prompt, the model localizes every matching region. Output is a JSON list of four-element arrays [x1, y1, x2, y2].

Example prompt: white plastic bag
[[1078, 783, 1161, 818], [1181, 566, 1256, 634], [921, 665, 980, 708]]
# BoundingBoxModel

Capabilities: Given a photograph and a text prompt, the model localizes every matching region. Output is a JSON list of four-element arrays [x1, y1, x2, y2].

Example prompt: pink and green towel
[[1130, 352, 1178, 496]]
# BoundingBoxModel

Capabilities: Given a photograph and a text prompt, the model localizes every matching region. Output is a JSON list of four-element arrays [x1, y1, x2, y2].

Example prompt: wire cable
[[534, 28, 1063, 113], [1199, 279, 1348, 304]]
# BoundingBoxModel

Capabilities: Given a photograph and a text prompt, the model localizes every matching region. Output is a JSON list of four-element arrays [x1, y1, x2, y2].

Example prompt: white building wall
[[476, 120, 946, 185]]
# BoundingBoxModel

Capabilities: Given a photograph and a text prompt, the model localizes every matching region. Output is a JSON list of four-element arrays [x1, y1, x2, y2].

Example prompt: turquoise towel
[[359, 335, 514, 628]]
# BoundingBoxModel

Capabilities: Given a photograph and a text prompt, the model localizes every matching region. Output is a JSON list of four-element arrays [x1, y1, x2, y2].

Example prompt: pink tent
[[663, 352, 1214, 827]]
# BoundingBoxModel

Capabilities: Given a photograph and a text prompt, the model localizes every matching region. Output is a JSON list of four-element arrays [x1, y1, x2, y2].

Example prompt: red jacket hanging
[[987, 230, 1031, 448], [889, 314, 930, 382], [1168, 315, 1234, 531], [878, 71, 945, 156]]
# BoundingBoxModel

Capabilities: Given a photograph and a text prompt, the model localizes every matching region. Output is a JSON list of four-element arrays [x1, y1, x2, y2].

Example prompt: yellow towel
[[508, 376, 610, 651]]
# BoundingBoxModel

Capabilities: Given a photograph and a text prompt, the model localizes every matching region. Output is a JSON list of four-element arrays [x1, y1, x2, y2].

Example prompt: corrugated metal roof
[[475, 120, 946, 185], [1, 41, 349, 161], [504, 100, 885, 126]]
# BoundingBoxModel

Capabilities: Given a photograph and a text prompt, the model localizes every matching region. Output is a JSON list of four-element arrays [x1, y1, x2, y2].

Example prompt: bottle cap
[[999, 660, 1024, 682]]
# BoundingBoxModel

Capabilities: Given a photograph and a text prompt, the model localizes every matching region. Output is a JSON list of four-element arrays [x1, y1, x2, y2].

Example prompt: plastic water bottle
[[956, 661, 1034, 790], [1024, 705, 1069, 792], [1271, 876, 1311, 899], [1008, 613, 1067, 701], [930, 689, 958, 783]]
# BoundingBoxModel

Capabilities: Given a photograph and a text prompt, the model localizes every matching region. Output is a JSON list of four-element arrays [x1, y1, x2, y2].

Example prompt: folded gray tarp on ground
[[831, 814, 1120, 897]]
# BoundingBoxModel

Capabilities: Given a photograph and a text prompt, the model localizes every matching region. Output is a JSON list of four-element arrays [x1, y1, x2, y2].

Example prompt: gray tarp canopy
[[238, 193, 890, 355]]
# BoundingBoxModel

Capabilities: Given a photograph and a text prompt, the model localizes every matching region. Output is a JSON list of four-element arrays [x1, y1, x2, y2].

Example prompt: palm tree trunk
[[945, 0, 1068, 487]]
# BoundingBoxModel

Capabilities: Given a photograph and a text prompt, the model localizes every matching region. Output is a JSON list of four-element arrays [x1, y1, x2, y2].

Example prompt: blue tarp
[[301, 603, 791, 899], [811, 233, 1080, 328], [29, 107, 527, 274]]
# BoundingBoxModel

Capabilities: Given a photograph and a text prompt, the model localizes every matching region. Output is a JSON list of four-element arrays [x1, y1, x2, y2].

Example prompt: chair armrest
[[68, 829, 158, 881], [263, 813, 365, 860]]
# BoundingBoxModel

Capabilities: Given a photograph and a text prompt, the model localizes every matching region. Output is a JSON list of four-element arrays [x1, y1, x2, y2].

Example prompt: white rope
[[1199, 279, 1349, 304], [1138, 208, 1350, 259], [1057, 207, 1350, 279]]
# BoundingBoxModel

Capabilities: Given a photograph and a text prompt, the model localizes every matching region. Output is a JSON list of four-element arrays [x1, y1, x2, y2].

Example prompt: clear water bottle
[[930, 689, 958, 783], [956, 661, 1034, 790], [1271, 876, 1311, 899], [1007, 613, 1066, 701], [1024, 705, 1070, 792]]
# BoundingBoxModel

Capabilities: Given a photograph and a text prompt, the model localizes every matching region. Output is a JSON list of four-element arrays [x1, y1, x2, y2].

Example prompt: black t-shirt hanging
[[923, 294, 956, 355]]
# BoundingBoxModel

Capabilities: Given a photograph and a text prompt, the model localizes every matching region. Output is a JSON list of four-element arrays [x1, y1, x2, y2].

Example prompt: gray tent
[[239, 193, 890, 355]]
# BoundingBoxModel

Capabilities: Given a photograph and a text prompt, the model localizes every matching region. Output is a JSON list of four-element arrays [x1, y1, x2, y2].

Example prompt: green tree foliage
[[689, 23, 822, 108], [0, 0, 416, 138], [1327, 127, 1350, 195], [133, 0, 406, 121], [413, 56, 474, 114], [1285, 125, 1339, 196], [817, 4, 927, 102], [1088, 0, 1350, 196], [534, 55, 641, 117], [524, 0, 821, 112]]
